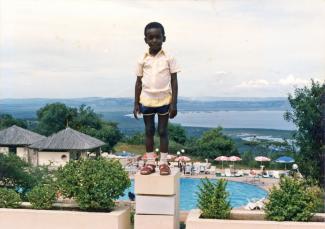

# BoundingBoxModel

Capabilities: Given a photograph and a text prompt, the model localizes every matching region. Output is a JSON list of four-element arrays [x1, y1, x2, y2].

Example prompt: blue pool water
[[119, 178, 267, 210]]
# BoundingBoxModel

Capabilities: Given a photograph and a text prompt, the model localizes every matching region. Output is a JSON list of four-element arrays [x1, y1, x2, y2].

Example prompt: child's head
[[144, 22, 166, 52]]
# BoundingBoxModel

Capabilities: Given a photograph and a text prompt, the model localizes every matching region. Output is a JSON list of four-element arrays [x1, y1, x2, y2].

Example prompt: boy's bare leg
[[143, 114, 156, 165], [158, 114, 169, 164]]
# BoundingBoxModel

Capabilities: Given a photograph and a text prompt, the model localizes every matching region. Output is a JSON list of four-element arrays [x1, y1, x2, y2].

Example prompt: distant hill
[[0, 97, 290, 119]]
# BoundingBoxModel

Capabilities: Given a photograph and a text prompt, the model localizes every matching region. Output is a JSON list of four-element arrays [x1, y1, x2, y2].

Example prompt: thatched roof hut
[[0, 125, 45, 146], [29, 127, 105, 151]]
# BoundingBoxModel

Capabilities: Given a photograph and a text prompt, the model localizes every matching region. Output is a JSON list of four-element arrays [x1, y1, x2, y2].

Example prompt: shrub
[[27, 184, 56, 209], [197, 178, 231, 219], [0, 154, 34, 189], [265, 176, 322, 221], [0, 188, 21, 208], [56, 157, 130, 212]]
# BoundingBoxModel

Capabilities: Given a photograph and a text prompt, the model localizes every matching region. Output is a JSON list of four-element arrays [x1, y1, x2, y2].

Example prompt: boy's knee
[[145, 126, 155, 136], [158, 127, 168, 137]]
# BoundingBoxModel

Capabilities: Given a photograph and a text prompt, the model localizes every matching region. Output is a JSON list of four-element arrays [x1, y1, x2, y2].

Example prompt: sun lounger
[[206, 166, 216, 175], [185, 165, 192, 175], [225, 168, 232, 177], [235, 169, 244, 177], [199, 165, 206, 174], [272, 171, 280, 179]]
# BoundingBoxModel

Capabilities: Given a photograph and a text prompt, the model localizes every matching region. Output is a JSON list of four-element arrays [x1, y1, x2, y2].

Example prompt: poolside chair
[[199, 164, 206, 174], [225, 168, 232, 177], [185, 165, 192, 175], [235, 169, 244, 177], [206, 166, 216, 175], [272, 171, 280, 179], [244, 198, 265, 210], [262, 171, 271, 178]]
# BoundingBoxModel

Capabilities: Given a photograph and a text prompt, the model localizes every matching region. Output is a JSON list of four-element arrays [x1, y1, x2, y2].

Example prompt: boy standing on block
[[133, 22, 180, 175]]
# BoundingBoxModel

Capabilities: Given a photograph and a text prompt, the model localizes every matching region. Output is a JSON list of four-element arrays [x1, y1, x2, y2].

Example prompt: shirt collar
[[144, 49, 165, 57]]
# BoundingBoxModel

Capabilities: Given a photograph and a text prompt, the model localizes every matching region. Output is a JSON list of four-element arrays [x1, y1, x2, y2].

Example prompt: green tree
[[196, 127, 238, 160], [0, 154, 37, 192], [197, 178, 231, 219], [265, 177, 322, 221], [284, 80, 324, 182], [36, 103, 76, 136], [0, 114, 27, 129], [56, 158, 130, 212], [36, 103, 122, 150], [168, 123, 187, 145], [83, 121, 122, 151]]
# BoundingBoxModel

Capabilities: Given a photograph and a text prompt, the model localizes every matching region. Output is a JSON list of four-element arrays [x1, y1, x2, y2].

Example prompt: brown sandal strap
[[140, 164, 156, 175], [159, 164, 171, 175]]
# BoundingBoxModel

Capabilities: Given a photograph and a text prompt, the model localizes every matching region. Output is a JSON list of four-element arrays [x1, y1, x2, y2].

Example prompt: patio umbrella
[[142, 153, 158, 160], [175, 156, 191, 162], [255, 156, 271, 166], [167, 154, 177, 161], [275, 156, 295, 170], [214, 156, 229, 169], [229, 156, 242, 170]]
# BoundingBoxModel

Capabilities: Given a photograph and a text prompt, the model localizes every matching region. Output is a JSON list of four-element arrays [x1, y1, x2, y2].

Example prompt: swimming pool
[[119, 178, 267, 210]]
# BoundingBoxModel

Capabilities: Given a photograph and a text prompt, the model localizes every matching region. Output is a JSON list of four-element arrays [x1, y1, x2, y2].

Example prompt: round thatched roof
[[0, 125, 46, 146], [29, 127, 105, 150]]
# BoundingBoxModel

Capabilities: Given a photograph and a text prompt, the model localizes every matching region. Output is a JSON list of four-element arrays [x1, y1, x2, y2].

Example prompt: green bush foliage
[[56, 157, 130, 212], [0, 188, 21, 208], [27, 184, 56, 209], [197, 178, 231, 219], [265, 176, 322, 221], [0, 154, 35, 189]]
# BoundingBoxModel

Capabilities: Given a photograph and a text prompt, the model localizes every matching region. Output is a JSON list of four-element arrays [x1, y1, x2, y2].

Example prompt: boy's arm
[[169, 73, 178, 119], [133, 76, 142, 120]]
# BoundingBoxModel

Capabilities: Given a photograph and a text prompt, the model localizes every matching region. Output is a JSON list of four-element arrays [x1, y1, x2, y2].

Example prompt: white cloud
[[236, 80, 270, 88], [278, 74, 309, 86], [0, 0, 324, 98]]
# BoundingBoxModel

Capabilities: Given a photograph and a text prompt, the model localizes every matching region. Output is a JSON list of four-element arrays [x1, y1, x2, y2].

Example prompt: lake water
[[170, 110, 295, 130], [127, 110, 295, 130]]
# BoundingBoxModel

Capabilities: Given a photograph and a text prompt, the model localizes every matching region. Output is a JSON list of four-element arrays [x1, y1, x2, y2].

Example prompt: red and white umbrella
[[142, 153, 158, 160], [214, 156, 229, 169], [255, 156, 271, 166], [214, 156, 229, 161], [255, 156, 271, 162], [229, 156, 242, 162], [175, 156, 191, 162], [167, 154, 177, 160], [228, 156, 242, 170]]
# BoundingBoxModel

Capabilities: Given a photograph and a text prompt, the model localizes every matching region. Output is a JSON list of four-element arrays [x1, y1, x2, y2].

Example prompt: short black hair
[[144, 22, 165, 36]]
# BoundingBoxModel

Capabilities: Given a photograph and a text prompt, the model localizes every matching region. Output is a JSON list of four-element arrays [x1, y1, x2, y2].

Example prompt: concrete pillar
[[134, 169, 180, 229]]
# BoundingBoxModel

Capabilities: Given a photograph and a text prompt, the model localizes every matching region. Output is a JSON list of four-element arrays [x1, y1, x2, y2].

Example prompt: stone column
[[134, 170, 180, 229]]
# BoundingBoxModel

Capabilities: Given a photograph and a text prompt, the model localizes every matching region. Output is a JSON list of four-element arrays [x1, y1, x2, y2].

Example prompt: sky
[[0, 0, 324, 99]]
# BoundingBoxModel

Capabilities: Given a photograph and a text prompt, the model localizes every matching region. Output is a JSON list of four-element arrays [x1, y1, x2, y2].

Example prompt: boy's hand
[[169, 104, 177, 119], [133, 103, 141, 120]]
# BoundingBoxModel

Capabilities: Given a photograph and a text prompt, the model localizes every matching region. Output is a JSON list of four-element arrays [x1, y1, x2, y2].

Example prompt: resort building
[[29, 127, 106, 167], [0, 125, 45, 163]]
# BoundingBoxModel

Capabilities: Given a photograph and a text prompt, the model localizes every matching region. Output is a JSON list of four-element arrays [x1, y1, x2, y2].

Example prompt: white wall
[[38, 152, 70, 167], [0, 147, 9, 154], [17, 147, 29, 162]]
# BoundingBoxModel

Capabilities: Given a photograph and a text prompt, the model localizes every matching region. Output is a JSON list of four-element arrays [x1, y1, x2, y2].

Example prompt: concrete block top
[[135, 169, 180, 195]]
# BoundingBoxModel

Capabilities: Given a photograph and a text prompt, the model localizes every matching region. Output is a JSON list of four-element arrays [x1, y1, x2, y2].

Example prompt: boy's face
[[144, 28, 165, 52]]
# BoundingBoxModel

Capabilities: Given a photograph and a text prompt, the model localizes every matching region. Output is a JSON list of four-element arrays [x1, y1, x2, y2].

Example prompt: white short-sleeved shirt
[[135, 49, 181, 107]]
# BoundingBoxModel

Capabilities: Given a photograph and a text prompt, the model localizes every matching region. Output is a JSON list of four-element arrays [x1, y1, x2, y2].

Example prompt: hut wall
[[17, 147, 29, 162], [38, 152, 70, 167], [28, 149, 38, 166], [0, 147, 9, 154]]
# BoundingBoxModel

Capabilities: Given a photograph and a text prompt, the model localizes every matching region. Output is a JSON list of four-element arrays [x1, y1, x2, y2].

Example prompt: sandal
[[140, 164, 156, 175], [159, 164, 171, 176]]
